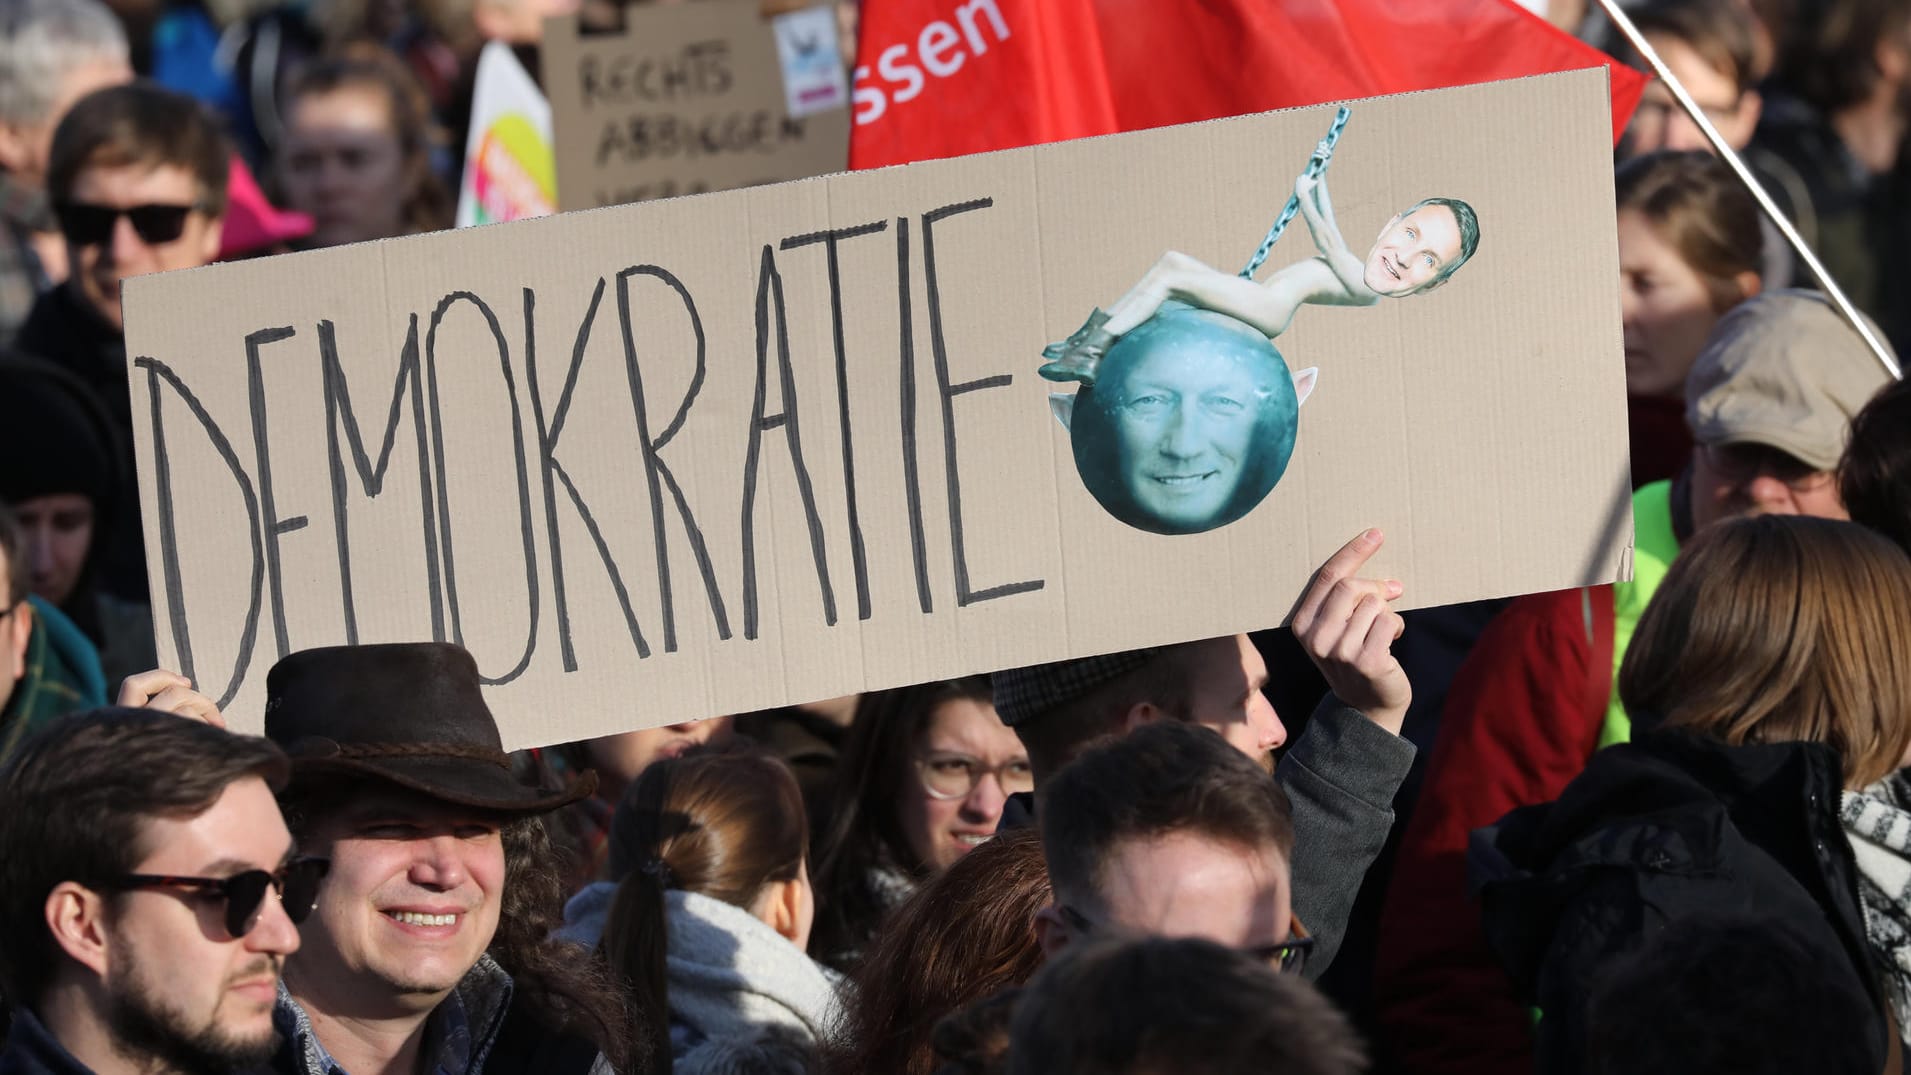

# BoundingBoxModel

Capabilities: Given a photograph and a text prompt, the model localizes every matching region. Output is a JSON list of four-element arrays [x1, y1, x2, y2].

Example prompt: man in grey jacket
[[993, 528, 1417, 977]]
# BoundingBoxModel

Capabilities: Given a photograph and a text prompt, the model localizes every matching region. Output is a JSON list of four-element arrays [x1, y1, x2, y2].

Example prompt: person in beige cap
[[1684, 289, 1894, 530], [1374, 287, 1896, 1075]]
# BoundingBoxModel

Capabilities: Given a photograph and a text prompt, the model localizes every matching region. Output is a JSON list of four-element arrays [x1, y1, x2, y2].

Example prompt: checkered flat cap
[[992, 649, 1160, 728]]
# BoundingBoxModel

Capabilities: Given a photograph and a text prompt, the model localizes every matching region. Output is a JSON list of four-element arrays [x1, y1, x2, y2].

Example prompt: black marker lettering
[[614, 265, 732, 653], [136, 357, 264, 709], [424, 291, 540, 685], [244, 326, 308, 659], [894, 217, 932, 613], [318, 317, 442, 645], [526, 277, 651, 668], [741, 244, 836, 639], [780, 219, 888, 621], [921, 198, 1045, 605], [579, 55, 601, 108]]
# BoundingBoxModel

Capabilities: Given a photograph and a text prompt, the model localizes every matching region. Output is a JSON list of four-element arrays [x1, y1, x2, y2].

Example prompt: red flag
[[848, 0, 1118, 168], [850, 0, 1645, 168]]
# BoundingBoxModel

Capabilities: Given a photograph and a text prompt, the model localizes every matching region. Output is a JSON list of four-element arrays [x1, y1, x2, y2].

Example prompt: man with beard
[[0, 707, 321, 1074]]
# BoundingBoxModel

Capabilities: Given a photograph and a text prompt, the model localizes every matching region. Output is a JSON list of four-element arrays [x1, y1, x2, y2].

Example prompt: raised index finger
[[1293, 529, 1385, 628]]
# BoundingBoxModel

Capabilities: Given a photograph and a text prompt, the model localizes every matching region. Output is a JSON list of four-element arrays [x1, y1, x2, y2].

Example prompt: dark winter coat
[[1472, 729, 1891, 1075], [0, 1007, 92, 1074]]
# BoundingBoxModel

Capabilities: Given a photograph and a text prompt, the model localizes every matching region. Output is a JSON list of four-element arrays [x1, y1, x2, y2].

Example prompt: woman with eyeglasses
[[807, 677, 1030, 971], [1474, 515, 1911, 1075]]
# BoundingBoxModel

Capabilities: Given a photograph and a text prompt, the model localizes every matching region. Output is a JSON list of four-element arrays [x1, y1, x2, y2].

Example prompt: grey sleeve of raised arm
[[1275, 693, 1418, 979]]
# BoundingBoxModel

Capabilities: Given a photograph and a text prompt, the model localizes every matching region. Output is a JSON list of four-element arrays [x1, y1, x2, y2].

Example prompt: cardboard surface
[[544, 0, 851, 212], [122, 70, 1632, 747]]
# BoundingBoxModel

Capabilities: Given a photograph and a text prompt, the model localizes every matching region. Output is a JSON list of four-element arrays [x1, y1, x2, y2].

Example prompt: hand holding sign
[[1291, 529, 1410, 736], [117, 668, 227, 728]]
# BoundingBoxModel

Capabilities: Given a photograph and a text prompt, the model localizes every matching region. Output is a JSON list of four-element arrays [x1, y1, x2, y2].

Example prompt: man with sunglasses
[[13, 80, 225, 458], [0, 707, 320, 1074], [12, 81, 226, 613], [1376, 288, 1897, 1075], [1034, 720, 1311, 978]]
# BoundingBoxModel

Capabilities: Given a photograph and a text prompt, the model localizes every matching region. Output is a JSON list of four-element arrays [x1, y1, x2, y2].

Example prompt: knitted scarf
[[1842, 774, 1911, 1046]]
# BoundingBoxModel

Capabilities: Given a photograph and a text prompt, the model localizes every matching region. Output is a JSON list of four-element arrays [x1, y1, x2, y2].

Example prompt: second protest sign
[[544, 0, 852, 211]]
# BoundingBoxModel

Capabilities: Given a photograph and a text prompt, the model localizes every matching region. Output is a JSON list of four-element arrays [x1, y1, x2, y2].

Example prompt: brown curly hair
[[495, 813, 637, 1071]]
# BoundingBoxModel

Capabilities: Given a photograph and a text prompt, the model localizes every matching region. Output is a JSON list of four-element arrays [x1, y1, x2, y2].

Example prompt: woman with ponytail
[[559, 748, 841, 1074]]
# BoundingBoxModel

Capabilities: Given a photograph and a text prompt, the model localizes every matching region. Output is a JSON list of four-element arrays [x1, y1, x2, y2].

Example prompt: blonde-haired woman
[[1476, 514, 1911, 1074]]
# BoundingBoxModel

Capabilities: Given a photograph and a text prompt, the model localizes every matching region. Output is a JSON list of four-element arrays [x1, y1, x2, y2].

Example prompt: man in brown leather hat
[[259, 641, 630, 1075]]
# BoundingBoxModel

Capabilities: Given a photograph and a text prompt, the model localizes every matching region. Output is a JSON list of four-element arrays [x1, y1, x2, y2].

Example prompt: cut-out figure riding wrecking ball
[[1044, 107, 1482, 536]]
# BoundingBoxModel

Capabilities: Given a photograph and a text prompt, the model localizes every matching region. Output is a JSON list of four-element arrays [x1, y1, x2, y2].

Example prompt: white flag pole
[[1594, 0, 1901, 380]]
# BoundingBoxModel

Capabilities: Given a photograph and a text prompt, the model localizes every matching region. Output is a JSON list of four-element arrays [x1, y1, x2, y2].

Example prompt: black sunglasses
[[1056, 903, 1316, 974], [53, 200, 205, 246], [100, 857, 330, 939]]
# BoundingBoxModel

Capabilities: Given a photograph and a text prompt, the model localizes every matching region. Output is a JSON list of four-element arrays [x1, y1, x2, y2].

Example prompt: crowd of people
[[0, 0, 1909, 1071]]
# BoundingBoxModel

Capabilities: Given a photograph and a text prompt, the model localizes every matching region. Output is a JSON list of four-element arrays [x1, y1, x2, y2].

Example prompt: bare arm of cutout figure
[[1295, 173, 1377, 302]]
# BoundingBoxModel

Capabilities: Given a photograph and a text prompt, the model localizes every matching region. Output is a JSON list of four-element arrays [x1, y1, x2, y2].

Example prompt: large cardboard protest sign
[[543, 0, 851, 212], [123, 69, 1632, 747]]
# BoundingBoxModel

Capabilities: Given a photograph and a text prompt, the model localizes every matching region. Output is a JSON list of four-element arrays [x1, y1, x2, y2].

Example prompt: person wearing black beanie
[[0, 352, 153, 687]]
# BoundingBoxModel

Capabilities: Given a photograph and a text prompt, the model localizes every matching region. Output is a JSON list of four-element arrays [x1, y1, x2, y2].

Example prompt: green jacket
[[1597, 480, 1681, 749], [0, 596, 108, 765]]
